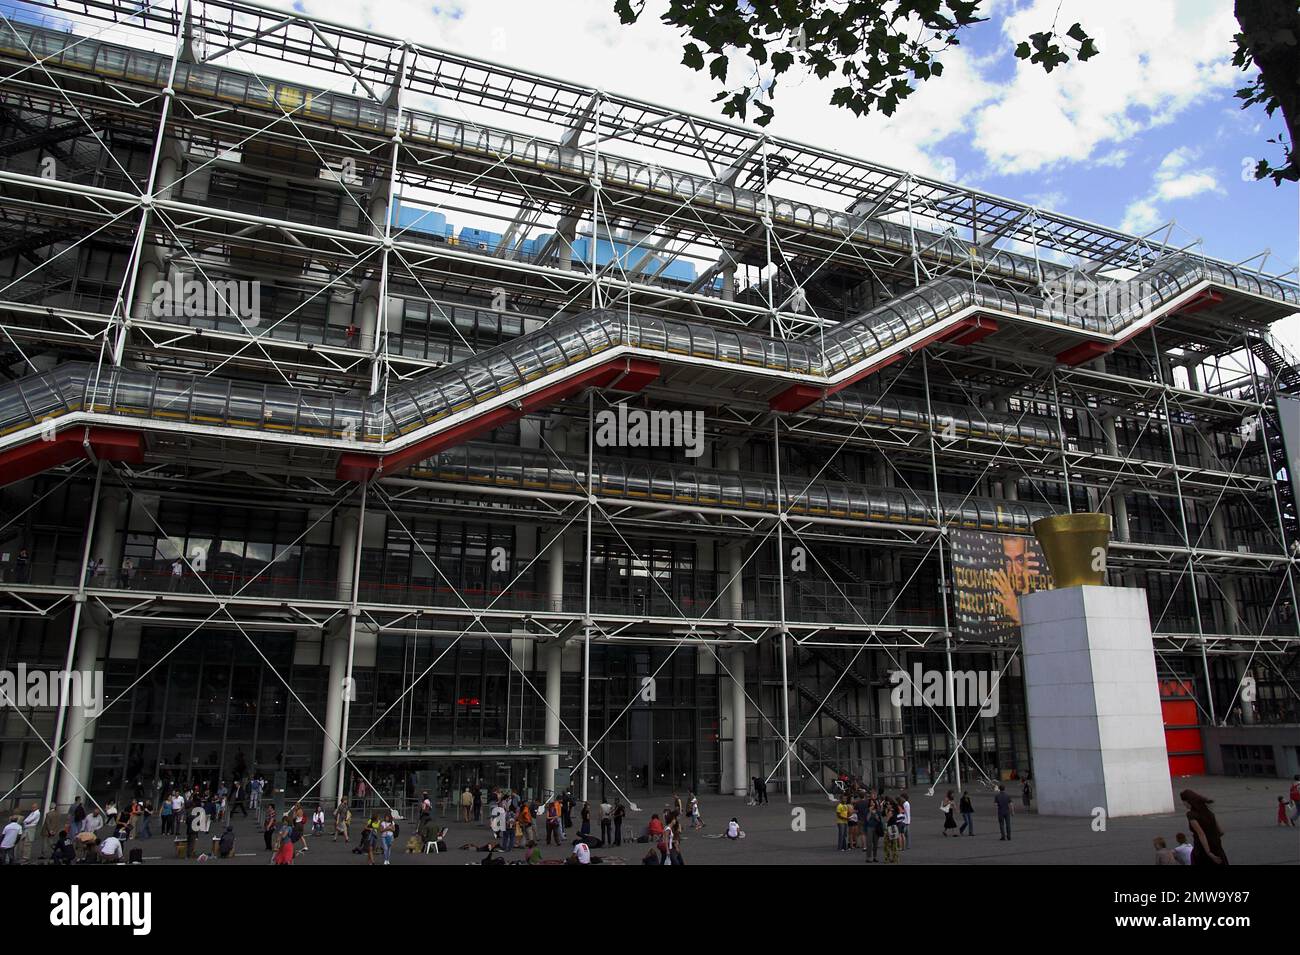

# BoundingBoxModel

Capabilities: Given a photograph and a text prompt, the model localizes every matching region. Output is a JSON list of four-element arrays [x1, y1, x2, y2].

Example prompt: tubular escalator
[[407, 442, 1053, 534], [0, 248, 1296, 485]]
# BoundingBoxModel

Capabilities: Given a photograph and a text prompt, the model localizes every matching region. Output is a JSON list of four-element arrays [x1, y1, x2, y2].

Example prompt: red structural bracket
[[1056, 340, 1112, 367], [0, 427, 144, 487], [1056, 290, 1225, 366], [336, 357, 661, 482], [1171, 288, 1224, 316], [768, 315, 999, 414]]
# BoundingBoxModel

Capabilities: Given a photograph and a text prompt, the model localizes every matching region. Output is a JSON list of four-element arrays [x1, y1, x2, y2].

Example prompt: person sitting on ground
[[524, 840, 543, 864], [725, 817, 742, 840], [218, 826, 235, 858], [567, 837, 596, 865], [457, 839, 499, 852], [50, 832, 76, 865], [1153, 836, 1175, 864]]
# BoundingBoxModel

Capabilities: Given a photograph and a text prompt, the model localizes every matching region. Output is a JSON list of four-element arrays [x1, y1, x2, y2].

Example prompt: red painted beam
[[947, 315, 999, 346], [768, 384, 825, 413], [336, 357, 662, 482], [607, 357, 661, 394], [0, 426, 144, 487], [1171, 288, 1224, 316], [1056, 340, 1112, 366]]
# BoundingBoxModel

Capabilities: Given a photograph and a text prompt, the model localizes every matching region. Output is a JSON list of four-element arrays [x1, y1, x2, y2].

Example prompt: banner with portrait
[[949, 529, 1054, 642]]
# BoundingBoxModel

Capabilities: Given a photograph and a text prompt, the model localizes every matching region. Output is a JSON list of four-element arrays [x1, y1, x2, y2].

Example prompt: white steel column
[[51, 466, 112, 810], [334, 484, 369, 804], [729, 646, 748, 797], [321, 503, 361, 805]]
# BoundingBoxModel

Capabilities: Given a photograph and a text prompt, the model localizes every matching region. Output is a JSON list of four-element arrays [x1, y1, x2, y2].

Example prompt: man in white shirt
[[899, 794, 912, 849], [571, 839, 591, 864], [1, 816, 22, 864], [99, 834, 124, 863], [20, 804, 40, 864]]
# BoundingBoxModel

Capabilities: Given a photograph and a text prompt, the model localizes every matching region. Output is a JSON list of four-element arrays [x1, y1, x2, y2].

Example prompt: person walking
[[1290, 775, 1300, 825], [899, 792, 911, 849], [941, 791, 958, 836], [1180, 789, 1228, 865], [459, 787, 472, 823], [1022, 777, 1033, 812], [334, 800, 351, 842], [688, 792, 703, 830], [994, 784, 1014, 841], [958, 791, 974, 835], [612, 800, 625, 846]]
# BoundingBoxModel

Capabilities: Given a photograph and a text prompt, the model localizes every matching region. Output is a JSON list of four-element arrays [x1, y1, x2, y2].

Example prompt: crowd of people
[[5, 769, 1291, 866]]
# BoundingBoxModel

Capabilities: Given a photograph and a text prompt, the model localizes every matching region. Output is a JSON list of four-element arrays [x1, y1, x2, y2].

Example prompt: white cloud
[[972, 0, 1238, 175], [268, 0, 1243, 208], [1120, 146, 1224, 232]]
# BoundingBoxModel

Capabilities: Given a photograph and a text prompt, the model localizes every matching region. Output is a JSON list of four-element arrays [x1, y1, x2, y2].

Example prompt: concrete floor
[[91, 774, 1300, 866]]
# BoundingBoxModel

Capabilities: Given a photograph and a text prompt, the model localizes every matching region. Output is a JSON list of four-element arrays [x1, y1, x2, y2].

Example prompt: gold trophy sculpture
[[1031, 512, 1112, 588]]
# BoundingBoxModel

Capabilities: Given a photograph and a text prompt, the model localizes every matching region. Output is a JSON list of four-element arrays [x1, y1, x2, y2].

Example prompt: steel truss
[[0, 0, 1298, 811]]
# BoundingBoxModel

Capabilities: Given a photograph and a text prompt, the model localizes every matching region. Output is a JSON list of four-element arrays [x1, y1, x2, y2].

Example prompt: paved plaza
[[64, 775, 1299, 867]]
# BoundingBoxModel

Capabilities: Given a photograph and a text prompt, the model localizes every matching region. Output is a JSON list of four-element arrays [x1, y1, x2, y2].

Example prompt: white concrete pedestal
[[1019, 585, 1174, 817]]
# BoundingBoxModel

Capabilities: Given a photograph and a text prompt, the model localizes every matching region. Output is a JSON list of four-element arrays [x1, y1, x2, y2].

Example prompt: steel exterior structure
[[1, 0, 1297, 811]]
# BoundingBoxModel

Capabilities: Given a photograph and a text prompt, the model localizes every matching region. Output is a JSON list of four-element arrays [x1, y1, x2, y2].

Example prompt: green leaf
[[681, 42, 704, 71]]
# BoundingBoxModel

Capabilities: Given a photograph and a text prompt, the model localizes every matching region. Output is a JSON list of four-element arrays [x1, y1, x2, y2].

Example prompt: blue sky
[[287, 0, 1295, 276]]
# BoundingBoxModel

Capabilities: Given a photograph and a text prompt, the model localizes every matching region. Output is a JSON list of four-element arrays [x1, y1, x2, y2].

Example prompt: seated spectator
[[99, 833, 124, 863]]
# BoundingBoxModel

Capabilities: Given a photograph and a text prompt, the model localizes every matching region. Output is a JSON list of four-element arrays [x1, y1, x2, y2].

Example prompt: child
[[1153, 836, 1175, 864], [1172, 831, 1192, 865], [1278, 796, 1294, 827]]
